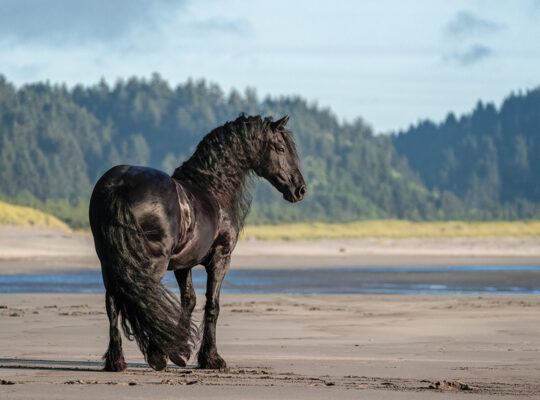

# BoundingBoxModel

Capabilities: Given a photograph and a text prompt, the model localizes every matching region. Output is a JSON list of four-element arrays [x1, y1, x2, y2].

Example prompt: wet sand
[[1, 293, 540, 399]]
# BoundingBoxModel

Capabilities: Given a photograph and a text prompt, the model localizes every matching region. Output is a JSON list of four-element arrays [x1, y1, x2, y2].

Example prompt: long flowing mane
[[172, 114, 272, 225]]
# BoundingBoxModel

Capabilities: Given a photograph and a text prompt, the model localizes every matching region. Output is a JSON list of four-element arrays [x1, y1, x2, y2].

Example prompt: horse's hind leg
[[103, 291, 127, 372], [169, 269, 196, 367]]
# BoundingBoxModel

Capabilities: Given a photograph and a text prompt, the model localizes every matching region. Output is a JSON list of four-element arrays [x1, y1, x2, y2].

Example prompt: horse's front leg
[[198, 255, 230, 369], [168, 269, 196, 367]]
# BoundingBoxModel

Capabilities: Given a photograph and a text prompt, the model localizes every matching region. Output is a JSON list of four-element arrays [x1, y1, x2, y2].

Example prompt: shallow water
[[1, 266, 540, 294]]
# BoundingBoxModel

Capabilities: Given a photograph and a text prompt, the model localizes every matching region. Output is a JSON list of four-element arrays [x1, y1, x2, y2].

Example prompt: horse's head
[[256, 115, 306, 203]]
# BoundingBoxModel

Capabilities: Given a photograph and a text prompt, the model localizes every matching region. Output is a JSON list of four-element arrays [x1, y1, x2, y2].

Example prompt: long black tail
[[94, 187, 191, 367]]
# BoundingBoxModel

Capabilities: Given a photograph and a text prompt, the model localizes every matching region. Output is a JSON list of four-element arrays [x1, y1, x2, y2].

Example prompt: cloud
[[0, 0, 182, 45], [445, 11, 504, 38], [186, 18, 252, 36], [445, 44, 493, 66]]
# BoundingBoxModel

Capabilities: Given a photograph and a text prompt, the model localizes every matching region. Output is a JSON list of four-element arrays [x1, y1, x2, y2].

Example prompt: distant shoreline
[[0, 226, 539, 275]]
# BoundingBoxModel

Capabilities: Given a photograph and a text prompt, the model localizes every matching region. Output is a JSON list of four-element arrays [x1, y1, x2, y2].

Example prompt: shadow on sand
[[0, 358, 199, 373]]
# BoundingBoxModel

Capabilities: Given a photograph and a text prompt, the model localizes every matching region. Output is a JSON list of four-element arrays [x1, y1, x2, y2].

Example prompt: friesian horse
[[89, 115, 306, 371]]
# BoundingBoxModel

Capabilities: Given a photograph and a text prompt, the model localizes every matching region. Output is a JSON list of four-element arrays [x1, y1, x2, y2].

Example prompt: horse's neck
[[174, 160, 251, 222], [173, 122, 262, 224]]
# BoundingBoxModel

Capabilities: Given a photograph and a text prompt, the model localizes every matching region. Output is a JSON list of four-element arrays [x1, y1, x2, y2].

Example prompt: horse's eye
[[276, 146, 285, 153]]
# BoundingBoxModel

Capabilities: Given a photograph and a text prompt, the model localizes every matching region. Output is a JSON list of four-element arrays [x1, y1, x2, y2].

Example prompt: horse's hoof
[[169, 352, 189, 367], [198, 353, 227, 370], [104, 357, 127, 372]]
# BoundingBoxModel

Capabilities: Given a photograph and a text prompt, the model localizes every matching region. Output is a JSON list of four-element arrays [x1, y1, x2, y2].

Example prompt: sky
[[0, 0, 539, 132]]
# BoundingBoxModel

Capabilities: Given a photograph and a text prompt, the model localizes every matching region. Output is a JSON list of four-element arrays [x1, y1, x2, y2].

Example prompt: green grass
[[0, 200, 71, 231], [241, 220, 540, 241], [2, 199, 540, 241]]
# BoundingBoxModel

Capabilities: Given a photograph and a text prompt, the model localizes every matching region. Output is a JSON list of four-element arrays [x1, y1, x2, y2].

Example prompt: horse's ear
[[272, 115, 289, 130]]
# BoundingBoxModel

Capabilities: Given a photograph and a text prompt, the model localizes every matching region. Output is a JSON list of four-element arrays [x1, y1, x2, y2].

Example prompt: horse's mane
[[172, 114, 272, 225]]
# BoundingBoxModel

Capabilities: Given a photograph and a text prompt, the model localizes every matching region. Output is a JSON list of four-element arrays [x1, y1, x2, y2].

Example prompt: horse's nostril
[[296, 185, 306, 198]]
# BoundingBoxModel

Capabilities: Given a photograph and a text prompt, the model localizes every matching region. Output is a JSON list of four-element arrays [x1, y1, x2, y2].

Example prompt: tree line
[[393, 88, 540, 220], [0, 74, 538, 228]]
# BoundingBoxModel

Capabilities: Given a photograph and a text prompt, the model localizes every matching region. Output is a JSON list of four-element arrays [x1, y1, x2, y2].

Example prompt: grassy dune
[[241, 220, 540, 241], [0, 201, 71, 231]]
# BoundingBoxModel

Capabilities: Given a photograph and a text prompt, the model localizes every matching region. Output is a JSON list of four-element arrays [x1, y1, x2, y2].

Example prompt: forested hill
[[1, 74, 538, 228], [0, 74, 443, 228], [393, 88, 540, 219]]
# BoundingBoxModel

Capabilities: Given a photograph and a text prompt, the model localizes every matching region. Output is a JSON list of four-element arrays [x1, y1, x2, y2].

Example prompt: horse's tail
[[94, 186, 192, 368]]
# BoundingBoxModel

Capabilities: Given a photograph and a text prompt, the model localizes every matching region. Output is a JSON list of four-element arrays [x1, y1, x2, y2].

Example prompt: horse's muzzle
[[284, 184, 306, 202]]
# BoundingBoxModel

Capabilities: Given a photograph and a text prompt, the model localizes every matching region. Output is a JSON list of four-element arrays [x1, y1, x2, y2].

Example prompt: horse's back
[[92, 165, 173, 199]]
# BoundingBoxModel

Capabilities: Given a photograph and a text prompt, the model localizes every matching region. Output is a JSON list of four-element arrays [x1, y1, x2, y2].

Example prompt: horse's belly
[[168, 238, 213, 269], [168, 212, 217, 269]]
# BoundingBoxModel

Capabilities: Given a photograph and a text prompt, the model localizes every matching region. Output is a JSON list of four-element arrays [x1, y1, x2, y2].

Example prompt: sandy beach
[[1, 227, 540, 398], [1, 293, 540, 399], [1, 227, 539, 274]]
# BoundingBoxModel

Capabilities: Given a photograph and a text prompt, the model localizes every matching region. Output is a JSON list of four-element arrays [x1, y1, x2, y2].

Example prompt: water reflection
[[1, 266, 539, 294]]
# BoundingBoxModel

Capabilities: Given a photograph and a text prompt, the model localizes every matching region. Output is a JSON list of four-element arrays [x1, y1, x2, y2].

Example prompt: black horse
[[89, 115, 306, 371]]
